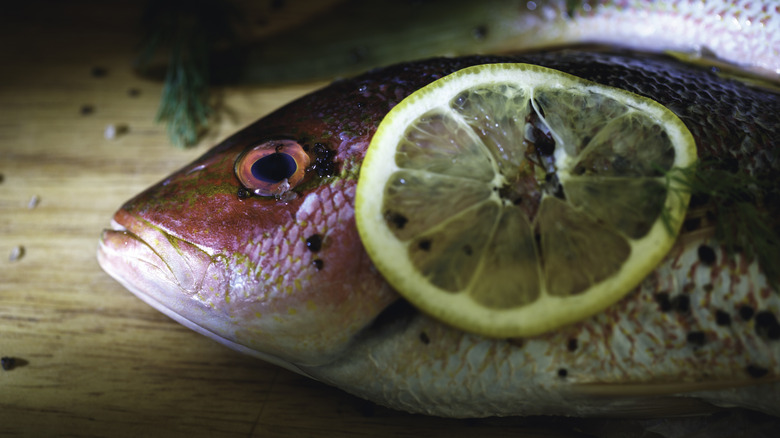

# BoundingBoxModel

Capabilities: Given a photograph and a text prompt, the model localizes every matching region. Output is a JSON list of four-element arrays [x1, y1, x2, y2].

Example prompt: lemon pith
[[356, 63, 696, 338]]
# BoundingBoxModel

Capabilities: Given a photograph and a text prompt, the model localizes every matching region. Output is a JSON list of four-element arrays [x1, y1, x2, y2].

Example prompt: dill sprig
[[664, 160, 780, 288], [155, 47, 211, 147], [136, 0, 239, 147]]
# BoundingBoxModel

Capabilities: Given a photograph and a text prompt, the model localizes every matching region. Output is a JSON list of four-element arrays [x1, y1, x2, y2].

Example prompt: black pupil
[[251, 153, 297, 183]]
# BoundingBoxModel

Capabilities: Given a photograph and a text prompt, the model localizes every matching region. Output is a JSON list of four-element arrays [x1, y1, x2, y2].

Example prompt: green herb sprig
[[664, 160, 780, 288], [136, 0, 239, 147]]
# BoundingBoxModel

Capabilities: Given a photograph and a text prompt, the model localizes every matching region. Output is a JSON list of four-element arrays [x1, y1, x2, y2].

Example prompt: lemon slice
[[355, 63, 696, 338]]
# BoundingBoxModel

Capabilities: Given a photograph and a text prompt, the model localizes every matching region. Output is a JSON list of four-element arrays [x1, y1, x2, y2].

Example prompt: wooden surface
[[0, 2, 709, 437]]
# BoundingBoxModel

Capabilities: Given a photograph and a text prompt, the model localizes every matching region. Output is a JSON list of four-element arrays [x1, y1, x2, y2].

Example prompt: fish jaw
[[97, 213, 308, 372]]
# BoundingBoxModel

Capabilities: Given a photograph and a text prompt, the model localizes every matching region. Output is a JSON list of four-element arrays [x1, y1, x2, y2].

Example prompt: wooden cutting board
[[0, 1, 692, 437]]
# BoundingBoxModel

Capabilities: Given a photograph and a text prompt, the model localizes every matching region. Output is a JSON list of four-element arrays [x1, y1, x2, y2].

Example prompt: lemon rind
[[356, 63, 696, 338]]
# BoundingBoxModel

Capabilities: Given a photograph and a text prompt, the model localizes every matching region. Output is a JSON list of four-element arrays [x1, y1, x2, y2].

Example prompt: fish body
[[99, 49, 780, 417], [238, 0, 780, 84]]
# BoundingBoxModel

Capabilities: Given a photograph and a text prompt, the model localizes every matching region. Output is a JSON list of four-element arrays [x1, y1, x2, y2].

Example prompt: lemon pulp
[[356, 63, 696, 338]]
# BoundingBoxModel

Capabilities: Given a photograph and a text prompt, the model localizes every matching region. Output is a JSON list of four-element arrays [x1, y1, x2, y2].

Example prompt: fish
[[98, 47, 780, 418], [229, 0, 780, 84], [107, 0, 780, 418]]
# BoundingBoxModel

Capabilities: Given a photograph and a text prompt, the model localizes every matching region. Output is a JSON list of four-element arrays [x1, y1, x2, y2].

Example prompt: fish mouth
[[98, 209, 214, 310], [97, 209, 310, 376]]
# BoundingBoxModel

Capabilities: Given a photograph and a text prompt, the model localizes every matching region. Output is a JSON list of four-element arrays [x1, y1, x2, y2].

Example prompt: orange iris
[[234, 139, 310, 197]]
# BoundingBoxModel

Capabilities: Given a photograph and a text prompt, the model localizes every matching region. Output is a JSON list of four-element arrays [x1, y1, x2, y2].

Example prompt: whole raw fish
[[105, 0, 780, 419], [99, 48, 780, 417]]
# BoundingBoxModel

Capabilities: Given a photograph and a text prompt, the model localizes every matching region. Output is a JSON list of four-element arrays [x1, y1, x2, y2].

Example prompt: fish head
[[96, 74, 430, 370]]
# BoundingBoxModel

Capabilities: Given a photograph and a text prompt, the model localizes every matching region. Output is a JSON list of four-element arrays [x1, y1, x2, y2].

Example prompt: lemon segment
[[356, 63, 696, 338]]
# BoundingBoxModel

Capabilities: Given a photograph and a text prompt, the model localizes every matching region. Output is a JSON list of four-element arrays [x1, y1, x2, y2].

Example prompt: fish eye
[[235, 139, 310, 197]]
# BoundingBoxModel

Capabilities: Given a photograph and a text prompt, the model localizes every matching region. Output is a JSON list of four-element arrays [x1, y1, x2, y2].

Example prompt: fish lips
[[97, 209, 311, 376], [98, 209, 214, 305]]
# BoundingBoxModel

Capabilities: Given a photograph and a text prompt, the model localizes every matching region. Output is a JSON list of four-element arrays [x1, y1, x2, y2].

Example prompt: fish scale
[[310, 239, 779, 417], [100, 47, 780, 417]]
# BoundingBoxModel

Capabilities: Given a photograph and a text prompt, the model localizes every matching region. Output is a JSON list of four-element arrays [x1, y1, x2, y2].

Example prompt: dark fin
[[572, 376, 780, 398]]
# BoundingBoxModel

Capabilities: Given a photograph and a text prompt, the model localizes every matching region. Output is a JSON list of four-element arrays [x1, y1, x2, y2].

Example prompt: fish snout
[[99, 210, 217, 294], [97, 210, 240, 351]]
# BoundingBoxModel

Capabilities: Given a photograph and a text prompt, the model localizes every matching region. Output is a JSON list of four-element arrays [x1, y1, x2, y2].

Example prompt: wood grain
[[0, 1, 713, 437]]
